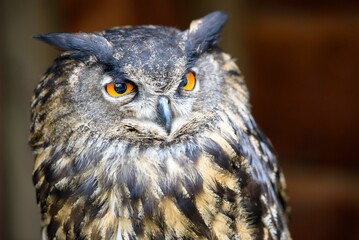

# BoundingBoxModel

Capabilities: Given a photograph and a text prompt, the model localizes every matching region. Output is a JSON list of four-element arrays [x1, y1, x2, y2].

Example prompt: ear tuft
[[33, 33, 114, 64], [185, 11, 228, 63]]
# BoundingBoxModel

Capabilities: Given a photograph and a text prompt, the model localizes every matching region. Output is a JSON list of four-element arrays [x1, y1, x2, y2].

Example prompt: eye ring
[[105, 81, 135, 97], [181, 71, 196, 91]]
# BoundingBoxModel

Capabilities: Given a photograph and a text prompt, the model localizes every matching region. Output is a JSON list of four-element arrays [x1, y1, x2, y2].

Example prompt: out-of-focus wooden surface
[[246, 11, 359, 169], [245, 5, 359, 239], [1, 1, 358, 239]]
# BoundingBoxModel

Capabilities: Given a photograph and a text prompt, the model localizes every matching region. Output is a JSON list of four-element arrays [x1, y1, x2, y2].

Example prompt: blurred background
[[1, 0, 358, 239]]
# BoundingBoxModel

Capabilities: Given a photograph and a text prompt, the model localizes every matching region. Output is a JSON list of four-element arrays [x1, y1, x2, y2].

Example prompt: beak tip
[[165, 124, 171, 135]]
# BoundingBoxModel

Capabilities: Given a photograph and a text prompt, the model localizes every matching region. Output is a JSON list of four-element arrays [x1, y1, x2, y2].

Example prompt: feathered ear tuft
[[33, 33, 114, 64], [185, 11, 228, 64]]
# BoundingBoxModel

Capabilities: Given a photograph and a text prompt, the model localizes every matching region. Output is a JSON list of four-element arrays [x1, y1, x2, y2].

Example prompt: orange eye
[[105, 82, 134, 97], [182, 72, 196, 91]]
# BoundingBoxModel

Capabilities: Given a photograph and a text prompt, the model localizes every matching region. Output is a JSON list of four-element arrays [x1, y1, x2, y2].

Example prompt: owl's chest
[[97, 144, 244, 239], [39, 131, 253, 239]]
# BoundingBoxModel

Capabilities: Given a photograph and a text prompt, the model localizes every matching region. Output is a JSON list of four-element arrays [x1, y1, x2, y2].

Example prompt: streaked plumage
[[30, 11, 291, 239]]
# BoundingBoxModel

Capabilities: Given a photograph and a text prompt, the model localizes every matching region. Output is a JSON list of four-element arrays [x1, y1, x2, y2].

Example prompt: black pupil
[[114, 83, 127, 94], [180, 78, 188, 87]]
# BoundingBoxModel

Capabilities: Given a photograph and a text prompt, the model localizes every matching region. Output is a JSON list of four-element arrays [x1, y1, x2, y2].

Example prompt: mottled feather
[[30, 11, 291, 240]]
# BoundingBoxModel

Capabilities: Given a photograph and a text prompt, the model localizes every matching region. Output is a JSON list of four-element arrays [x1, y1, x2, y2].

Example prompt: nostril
[[159, 95, 170, 104]]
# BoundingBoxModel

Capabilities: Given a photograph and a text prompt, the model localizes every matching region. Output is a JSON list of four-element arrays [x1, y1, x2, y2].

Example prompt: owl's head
[[31, 11, 245, 147]]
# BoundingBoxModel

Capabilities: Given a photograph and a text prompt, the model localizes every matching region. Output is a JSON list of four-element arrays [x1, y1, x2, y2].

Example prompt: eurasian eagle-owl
[[30, 11, 291, 240]]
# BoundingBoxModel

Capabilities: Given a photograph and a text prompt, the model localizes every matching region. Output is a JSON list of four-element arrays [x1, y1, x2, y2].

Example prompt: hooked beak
[[157, 96, 172, 134]]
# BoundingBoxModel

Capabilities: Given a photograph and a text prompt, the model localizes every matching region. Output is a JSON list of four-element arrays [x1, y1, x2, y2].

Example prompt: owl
[[30, 11, 291, 240]]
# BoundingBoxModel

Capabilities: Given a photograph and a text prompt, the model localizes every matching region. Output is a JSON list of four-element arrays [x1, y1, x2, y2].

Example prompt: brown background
[[1, 0, 358, 239]]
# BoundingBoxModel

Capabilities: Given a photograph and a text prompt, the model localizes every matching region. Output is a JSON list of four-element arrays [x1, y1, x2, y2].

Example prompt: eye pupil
[[114, 83, 127, 94], [180, 78, 188, 87]]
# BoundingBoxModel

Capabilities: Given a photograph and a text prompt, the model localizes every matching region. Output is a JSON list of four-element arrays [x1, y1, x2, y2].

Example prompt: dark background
[[1, 0, 358, 239]]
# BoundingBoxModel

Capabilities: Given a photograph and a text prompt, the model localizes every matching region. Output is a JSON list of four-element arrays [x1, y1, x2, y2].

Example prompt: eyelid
[[101, 71, 131, 85], [102, 74, 114, 86]]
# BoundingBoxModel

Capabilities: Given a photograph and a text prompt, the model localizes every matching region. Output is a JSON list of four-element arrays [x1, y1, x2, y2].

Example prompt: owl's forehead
[[103, 26, 186, 88]]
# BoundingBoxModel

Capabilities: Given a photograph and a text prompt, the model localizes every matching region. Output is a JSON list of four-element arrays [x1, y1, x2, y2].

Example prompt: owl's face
[[75, 27, 223, 138], [33, 13, 232, 144]]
